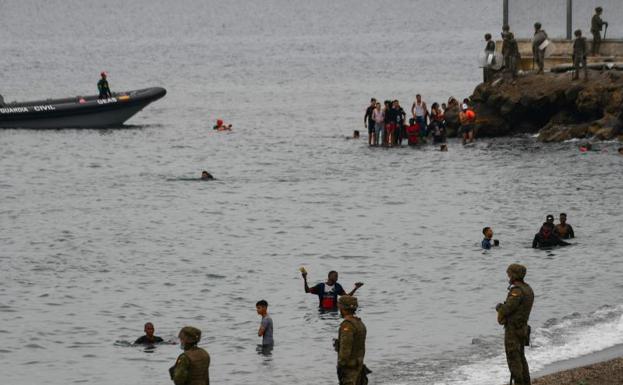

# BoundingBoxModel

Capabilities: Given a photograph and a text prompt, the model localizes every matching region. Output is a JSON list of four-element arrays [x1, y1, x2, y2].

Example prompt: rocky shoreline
[[533, 357, 623, 385], [445, 70, 623, 142]]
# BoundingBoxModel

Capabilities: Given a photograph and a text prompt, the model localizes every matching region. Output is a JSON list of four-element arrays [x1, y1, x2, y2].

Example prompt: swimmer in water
[[440, 144, 448, 152], [213, 119, 232, 131], [481, 227, 500, 250], [618, 147, 623, 155], [201, 171, 214, 180], [134, 322, 164, 345]]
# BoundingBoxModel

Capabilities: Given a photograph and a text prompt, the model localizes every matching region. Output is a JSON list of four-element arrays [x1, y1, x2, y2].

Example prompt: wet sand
[[533, 346, 623, 385]]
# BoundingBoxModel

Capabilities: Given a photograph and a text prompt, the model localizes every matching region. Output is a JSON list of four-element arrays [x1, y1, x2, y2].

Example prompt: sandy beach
[[533, 345, 623, 385], [534, 357, 623, 385]]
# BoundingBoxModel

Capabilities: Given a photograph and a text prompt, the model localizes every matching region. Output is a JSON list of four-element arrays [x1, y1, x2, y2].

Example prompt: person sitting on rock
[[554, 213, 575, 239], [213, 119, 232, 131], [572, 29, 588, 81], [532, 222, 571, 248]]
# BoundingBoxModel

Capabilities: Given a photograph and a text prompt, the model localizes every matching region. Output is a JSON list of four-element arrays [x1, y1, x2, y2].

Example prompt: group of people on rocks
[[481, 213, 575, 250], [363, 95, 477, 148], [483, 6, 610, 82]]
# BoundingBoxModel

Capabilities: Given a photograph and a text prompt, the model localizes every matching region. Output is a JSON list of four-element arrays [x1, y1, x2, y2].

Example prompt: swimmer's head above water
[[201, 171, 214, 180]]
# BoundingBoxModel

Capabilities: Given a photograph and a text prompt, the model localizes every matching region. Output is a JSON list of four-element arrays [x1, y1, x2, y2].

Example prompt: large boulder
[[467, 71, 623, 142]]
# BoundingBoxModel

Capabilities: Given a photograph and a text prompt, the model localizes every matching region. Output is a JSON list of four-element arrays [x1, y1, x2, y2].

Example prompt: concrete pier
[[495, 39, 623, 71]]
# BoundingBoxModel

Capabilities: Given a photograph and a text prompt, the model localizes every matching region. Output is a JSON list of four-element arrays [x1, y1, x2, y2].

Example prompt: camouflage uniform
[[170, 326, 210, 385], [506, 33, 520, 79], [591, 9, 607, 56], [532, 24, 548, 74], [336, 296, 367, 385], [497, 264, 534, 385], [572, 33, 588, 80]]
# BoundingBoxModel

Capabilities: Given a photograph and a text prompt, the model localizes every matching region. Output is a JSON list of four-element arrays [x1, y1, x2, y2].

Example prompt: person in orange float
[[459, 102, 476, 145]]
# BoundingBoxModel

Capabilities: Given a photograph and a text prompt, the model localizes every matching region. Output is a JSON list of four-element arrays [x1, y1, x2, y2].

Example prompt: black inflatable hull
[[0, 87, 166, 128]]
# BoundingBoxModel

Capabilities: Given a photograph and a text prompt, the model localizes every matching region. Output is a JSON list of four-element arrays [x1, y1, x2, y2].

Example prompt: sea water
[[1, 1, 623, 384]]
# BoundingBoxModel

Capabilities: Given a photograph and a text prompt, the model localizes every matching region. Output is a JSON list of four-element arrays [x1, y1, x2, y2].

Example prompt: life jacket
[[182, 346, 211, 385], [317, 282, 344, 309]]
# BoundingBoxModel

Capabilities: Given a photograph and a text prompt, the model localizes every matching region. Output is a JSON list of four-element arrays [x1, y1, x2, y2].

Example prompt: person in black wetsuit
[[97, 72, 112, 99], [532, 222, 570, 248], [135, 322, 164, 345]]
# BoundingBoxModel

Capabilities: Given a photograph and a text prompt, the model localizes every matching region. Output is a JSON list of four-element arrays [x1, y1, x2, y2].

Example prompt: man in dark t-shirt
[[134, 322, 164, 345], [302, 270, 363, 310], [364, 98, 377, 146]]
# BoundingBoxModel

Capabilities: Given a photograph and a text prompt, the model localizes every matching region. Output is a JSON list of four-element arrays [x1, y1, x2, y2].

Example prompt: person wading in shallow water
[[496, 264, 534, 385], [554, 213, 574, 239], [302, 270, 363, 311], [170, 326, 210, 385], [335, 296, 370, 385]]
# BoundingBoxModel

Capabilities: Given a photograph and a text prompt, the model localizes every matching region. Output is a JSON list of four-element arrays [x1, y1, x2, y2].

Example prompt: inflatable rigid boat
[[0, 87, 166, 128]]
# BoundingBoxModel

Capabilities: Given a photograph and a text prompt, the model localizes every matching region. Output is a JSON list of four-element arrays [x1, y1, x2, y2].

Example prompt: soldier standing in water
[[169, 326, 210, 385]]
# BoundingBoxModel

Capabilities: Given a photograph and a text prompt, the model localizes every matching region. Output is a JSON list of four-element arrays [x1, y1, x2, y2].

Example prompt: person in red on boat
[[213, 119, 232, 131], [302, 270, 363, 310]]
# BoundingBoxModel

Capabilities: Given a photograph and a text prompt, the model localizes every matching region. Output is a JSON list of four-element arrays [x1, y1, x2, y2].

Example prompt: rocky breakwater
[[449, 71, 623, 142]]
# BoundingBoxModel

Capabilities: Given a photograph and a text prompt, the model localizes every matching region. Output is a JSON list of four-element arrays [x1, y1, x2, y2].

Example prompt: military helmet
[[596, 7, 603, 13], [507, 264, 527, 281], [338, 295, 358, 311], [534, 22, 542, 29], [179, 326, 202, 344]]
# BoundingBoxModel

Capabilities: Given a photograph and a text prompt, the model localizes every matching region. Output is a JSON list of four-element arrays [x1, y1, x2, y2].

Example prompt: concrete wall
[[494, 39, 623, 70]]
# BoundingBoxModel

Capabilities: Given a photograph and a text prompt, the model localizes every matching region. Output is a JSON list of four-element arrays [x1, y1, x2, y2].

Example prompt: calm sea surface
[[1, 1, 623, 384]]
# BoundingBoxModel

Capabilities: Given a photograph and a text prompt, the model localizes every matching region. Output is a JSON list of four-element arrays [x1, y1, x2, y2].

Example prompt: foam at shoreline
[[435, 305, 623, 385]]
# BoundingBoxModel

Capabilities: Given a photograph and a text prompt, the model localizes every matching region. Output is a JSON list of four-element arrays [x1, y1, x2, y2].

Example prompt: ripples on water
[[2, 1, 623, 384]]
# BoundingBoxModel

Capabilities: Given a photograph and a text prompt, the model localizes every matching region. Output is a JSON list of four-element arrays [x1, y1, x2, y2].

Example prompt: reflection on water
[[1, 0, 623, 385]]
